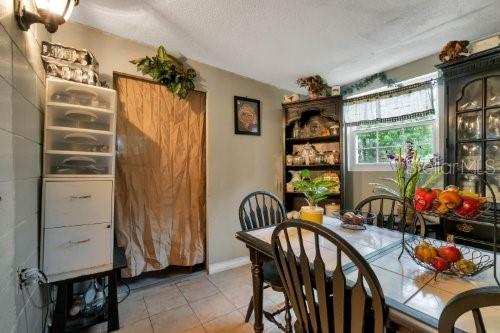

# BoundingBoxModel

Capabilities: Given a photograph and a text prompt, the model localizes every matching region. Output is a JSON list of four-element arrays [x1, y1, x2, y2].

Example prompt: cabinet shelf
[[285, 135, 340, 144], [286, 164, 340, 170]]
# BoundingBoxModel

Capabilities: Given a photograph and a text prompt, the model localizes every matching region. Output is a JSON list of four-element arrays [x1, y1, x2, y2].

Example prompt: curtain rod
[[344, 79, 434, 103]]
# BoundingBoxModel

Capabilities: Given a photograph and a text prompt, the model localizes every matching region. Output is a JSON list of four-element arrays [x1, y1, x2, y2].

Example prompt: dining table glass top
[[242, 216, 500, 332]]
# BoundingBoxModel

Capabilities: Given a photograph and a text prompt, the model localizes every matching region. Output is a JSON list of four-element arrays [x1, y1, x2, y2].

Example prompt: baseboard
[[208, 256, 250, 275]]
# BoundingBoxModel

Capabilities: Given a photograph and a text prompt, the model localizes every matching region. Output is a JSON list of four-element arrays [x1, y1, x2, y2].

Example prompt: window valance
[[343, 81, 435, 127]]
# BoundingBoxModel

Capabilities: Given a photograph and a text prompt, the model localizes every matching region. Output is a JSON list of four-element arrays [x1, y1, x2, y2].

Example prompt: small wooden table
[[236, 217, 500, 333]]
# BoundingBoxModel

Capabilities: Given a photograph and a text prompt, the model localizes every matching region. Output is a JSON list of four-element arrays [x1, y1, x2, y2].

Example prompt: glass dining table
[[235, 216, 500, 333]]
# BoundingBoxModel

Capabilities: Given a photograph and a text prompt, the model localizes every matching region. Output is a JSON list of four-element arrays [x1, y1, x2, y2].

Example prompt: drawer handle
[[68, 238, 91, 246], [457, 223, 474, 233], [70, 194, 92, 199]]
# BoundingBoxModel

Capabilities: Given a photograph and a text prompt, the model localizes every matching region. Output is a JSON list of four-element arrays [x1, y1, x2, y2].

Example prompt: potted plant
[[296, 75, 330, 99], [293, 169, 338, 224], [370, 142, 442, 223]]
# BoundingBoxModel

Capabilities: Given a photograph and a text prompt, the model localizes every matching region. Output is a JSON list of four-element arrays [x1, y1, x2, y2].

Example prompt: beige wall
[[0, 0, 49, 331], [52, 22, 287, 267]]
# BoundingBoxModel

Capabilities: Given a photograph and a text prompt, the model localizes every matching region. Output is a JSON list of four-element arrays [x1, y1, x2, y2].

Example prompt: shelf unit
[[41, 77, 117, 282], [282, 96, 345, 212]]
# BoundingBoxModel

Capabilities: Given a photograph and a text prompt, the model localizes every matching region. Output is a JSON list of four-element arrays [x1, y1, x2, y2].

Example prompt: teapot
[[300, 142, 317, 166]]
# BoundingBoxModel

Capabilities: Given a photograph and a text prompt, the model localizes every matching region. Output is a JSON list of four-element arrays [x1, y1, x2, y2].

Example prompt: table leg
[[108, 270, 120, 331], [52, 282, 68, 333], [250, 249, 264, 333]]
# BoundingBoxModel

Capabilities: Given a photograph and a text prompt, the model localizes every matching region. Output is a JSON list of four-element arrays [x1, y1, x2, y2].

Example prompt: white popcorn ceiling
[[70, 0, 500, 90]]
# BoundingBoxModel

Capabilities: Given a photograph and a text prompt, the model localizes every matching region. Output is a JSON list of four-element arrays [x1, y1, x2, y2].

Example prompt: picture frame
[[234, 96, 261, 135]]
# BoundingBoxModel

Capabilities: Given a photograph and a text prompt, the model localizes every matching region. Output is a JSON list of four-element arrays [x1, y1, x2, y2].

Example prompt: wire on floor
[[118, 279, 131, 304]]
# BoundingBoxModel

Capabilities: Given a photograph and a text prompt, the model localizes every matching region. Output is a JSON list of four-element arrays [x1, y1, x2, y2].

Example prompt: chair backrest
[[438, 286, 500, 333], [271, 220, 386, 333], [354, 195, 426, 236], [239, 191, 286, 231]]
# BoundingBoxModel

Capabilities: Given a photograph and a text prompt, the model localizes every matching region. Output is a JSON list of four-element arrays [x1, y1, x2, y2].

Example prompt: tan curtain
[[114, 74, 206, 277]]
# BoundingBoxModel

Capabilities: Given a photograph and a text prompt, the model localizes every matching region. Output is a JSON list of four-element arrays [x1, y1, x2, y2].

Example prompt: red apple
[[437, 246, 462, 263], [431, 257, 450, 272]]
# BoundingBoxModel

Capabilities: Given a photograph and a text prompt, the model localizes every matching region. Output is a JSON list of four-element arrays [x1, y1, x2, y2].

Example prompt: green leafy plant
[[130, 46, 197, 99], [293, 169, 338, 207], [296, 75, 331, 98], [370, 143, 442, 200]]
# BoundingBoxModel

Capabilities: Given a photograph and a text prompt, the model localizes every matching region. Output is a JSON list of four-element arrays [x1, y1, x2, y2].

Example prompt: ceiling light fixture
[[15, 0, 79, 33]]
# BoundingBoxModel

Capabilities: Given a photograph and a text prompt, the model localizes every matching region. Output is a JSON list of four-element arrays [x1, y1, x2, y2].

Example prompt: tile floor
[[83, 264, 287, 333]]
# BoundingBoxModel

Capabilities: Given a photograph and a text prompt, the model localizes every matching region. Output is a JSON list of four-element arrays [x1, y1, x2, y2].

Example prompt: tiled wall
[[0, 0, 49, 332]]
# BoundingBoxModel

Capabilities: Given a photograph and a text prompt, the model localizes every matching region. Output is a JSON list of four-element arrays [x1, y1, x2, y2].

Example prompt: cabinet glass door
[[457, 79, 483, 111], [457, 173, 482, 194], [486, 141, 500, 172], [457, 111, 482, 140], [486, 173, 500, 204], [486, 108, 500, 138], [458, 143, 483, 171], [486, 76, 500, 107]]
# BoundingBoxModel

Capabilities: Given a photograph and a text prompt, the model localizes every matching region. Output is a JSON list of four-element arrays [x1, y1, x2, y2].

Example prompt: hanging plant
[[341, 72, 397, 96], [130, 46, 197, 99]]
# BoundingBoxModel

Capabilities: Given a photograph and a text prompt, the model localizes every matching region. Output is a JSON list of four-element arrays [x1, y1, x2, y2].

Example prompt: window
[[345, 74, 439, 171], [351, 116, 437, 170]]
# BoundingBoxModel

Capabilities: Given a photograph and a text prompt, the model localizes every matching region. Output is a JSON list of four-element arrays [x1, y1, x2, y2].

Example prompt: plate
[[340, 223, 366, 230], [61, 156, 97, 167], [63, 133, 98, 144], [65, 110, 98, 122]]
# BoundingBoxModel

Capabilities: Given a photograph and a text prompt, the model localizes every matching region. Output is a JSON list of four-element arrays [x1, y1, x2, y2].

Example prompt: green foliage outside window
[[356, 123, 434, 164]]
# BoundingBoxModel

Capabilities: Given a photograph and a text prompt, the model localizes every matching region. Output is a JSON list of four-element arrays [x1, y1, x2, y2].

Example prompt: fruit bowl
[[404, 237, 494, 277], [336, 210, 375, 230]]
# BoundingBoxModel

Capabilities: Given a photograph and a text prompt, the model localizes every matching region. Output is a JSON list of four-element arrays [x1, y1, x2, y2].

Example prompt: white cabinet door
[[44, 180, 112, 228], [43, 224, 112, 276]]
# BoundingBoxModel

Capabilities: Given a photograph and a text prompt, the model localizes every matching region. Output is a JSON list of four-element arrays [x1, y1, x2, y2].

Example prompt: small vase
[[300, 206, 324, 224]]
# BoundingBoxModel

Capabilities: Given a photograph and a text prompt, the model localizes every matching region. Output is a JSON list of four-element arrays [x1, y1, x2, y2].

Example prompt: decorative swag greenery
[[130, 46, 197, 99]]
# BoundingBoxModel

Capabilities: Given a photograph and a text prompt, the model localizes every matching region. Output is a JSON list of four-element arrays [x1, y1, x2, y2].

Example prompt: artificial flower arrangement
[[370, 142, 442, 221]]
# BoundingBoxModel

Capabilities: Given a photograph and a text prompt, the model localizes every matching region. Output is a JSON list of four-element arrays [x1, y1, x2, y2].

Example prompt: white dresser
[[41, 78, 117, 282]]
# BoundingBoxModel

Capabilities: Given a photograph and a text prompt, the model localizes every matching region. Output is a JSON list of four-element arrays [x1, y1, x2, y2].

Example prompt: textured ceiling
[[70, 0, 500, 90]]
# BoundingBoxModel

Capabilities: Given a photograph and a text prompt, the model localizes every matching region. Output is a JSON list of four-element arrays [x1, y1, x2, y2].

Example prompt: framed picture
[[234, 96, 261, 135]]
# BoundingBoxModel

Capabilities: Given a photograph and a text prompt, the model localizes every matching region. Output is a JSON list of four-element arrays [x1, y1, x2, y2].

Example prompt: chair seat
[[263, 261, 285, 291]]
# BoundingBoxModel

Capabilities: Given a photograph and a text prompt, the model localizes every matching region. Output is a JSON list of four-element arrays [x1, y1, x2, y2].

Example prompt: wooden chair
[[271, 220, 387, 333], [238, 191, 292, 332], [354, 195, 426, 236], [438, 286, 500, 333]]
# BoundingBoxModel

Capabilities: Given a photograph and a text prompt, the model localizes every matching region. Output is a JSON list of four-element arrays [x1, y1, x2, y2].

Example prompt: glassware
[[458, 143, 483, 171], [292, 155, 304, 165], [487, 77, 500, 107], [486, 173, 500, 203], [457, 173, 480, 194], [457, 79, 482, 111], [486, 141, 500, 171], [286, 154, 294, 165], [292, 121, 300, 138], [486, 109, 500, 138], [457, 111, 482, 140]]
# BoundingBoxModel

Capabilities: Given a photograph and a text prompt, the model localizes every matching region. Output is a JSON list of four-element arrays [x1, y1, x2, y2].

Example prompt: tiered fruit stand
[[399, 167, 499, 285]]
